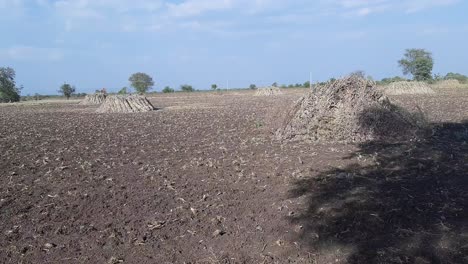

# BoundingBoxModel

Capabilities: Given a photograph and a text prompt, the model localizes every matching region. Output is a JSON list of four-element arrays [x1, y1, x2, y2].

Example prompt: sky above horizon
[[1, 0, 467, 94]]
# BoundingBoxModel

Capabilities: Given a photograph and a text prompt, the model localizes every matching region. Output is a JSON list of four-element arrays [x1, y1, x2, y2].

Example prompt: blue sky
[[1, 0, 467, 94]]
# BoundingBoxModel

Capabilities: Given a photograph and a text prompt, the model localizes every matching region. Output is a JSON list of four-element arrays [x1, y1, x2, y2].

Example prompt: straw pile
[[276, 76, 424, 143], [80, 93, 106, 105], [384, 81, 435, 95], [96, 95, 155, 113], [431, 79, 467, 89], [255, 87, 283, 96]]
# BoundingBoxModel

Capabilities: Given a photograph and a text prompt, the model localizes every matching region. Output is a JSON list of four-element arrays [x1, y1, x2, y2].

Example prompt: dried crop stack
[[276, 76, 424, 142], [384, 81, 435, 95], [431, 79, 467, 89], [255, 87, 283, 96], [80, 93, 107, 105], [96, 95, 155, 113]]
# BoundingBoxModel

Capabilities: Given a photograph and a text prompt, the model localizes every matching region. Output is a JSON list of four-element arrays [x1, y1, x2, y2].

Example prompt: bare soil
[[1, 89, 468, 263]]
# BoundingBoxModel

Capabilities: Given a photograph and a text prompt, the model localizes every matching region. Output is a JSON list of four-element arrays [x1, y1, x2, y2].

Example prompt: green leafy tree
[[59, 83, 76, 99], [162, 86, 175, 93], [118, 87, 128, 94], [129, 72, 154, 94], [0, 67, 21, 103], [303, 81, 311, 88], [444, 72, 468, 83], [249, 84, 257, 90], [398, 49, 434, 81], [211, 84, 217, 90], [181, 84, 194, 92]]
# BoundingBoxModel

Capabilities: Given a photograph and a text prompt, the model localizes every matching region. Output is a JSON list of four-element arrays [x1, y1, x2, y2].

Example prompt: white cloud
[[0, 46, 64, 61], [1, 0, 462, 33], [328, 0, 459, 16], [404, 0, 460, 13]]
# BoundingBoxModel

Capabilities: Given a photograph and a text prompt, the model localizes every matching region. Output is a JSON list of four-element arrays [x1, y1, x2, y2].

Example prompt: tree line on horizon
[[1, 48, 468, 102]]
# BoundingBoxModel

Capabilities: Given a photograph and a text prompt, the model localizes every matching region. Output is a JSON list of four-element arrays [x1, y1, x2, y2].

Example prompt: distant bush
[[211, 84, 217, 90], [118, 87, 128, 94], [249, 84, 257, 90], [444, 72, 468, 83], [378, 76, 408, 85], [303, 81, 310, 88], [180, 85, 194, 92], [163, 86, 175, 93]]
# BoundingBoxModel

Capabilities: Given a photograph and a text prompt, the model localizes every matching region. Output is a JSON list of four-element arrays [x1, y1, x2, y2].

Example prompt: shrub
[[162, 86, 175, 93], [180, 85, 194, 92], [118, 87, 128, 94], [444, 72, 468, 83]]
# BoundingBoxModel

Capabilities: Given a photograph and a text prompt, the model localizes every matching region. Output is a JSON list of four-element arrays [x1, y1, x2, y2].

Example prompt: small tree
[[303, 81, 311, 88], [129, 72, 154, 94], [0, 67, 21, 103], [398, 49, 434, 81], [211, 84, 217, 90], [118, 87, 128, 94], [272, 82, 278, 87], [59, 83, 76, 99], [181, 84, 194, 92], [249, 84, 257, 90], [162, 86, 175, 93]]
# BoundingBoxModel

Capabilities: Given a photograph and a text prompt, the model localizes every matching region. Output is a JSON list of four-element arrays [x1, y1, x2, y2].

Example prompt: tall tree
[[59, 83, 76, 99], [398, 49, 434, 81], [0, 67, 21, 103], [129, 72, 154, 94]]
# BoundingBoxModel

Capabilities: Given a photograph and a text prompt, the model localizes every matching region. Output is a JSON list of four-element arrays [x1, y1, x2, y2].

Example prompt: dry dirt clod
[[212, 229, 226, 237]]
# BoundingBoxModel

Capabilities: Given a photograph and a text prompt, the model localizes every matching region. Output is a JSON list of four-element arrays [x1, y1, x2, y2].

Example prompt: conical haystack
[[431, 79, 467, 89], [96, 95, 155, 113], [384, 81, 435, 95], [80, 93, 107, 105], [255, 87, 283, 96], [277, 76, 425, 142]]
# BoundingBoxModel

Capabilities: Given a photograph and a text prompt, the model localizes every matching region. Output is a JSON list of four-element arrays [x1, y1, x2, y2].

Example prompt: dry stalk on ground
[[277, 76, 425, 142], [96, 95, 155, 113], [384, 81, 435, 95], [255, 87, 283, 96], [80, 93, 107, 105]]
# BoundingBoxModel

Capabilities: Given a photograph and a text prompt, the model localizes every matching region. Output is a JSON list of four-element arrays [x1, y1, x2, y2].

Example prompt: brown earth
[[1, 89, 468, 264]]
